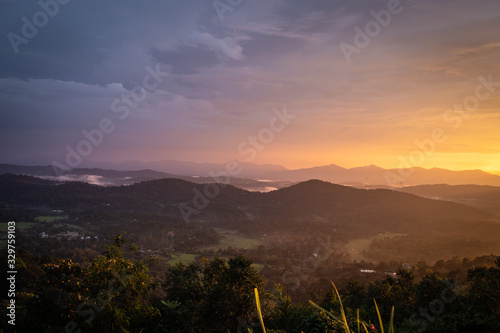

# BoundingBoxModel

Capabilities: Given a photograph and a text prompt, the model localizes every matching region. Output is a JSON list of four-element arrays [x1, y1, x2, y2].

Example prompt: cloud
[[1, 0, 500, 170], [452, 42, 500, 56], [151, 44, 219, 74], [187, 31, 247, 60]]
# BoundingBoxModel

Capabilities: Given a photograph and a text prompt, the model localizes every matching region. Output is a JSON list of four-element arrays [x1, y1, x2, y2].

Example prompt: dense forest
[[1, 235, 499, 332]]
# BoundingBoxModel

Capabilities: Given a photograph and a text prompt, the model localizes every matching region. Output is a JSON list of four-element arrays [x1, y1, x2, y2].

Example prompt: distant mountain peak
[[349, 164, 383, 170], [2, 162, 500, 187]]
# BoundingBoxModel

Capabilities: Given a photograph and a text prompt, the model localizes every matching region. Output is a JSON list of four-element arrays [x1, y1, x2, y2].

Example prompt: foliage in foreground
[[1, 236, 499, 332]]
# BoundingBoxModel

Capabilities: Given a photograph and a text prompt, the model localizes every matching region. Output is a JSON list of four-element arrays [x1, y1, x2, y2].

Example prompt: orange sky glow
[[1, 1, 499, 176]]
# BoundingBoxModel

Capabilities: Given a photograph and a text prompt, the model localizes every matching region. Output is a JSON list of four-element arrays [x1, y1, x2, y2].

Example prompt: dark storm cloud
[[1, 0, 214, 83]]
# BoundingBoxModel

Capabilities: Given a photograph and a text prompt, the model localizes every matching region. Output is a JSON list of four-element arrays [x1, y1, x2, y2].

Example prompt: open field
[[252, 263, 264, 272], [167, 253, 197, 266], [36, 216, 69, 222], [344, 232, 407, 262], [202, 228, 263, 251]]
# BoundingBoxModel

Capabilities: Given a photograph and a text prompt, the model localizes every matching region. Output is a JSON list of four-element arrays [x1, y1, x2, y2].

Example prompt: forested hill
[[266, 180, 493, 224], [397, 184, 500, 216], [1, 174, 497, 238]]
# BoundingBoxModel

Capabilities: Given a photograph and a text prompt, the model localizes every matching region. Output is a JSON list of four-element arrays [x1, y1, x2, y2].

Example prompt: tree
[[464, 256, 500, 331], [367, 267, 415, 320], [74, 234, 157, 333], [162, 255, 263, 332], [14, 256, 84, 332], [17, 235, 157, 333]]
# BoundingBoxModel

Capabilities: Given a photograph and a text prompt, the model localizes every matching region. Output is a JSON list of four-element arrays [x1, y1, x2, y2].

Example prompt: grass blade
[[357, 309, 369, 333], [308, 281, 380, 333], [254, 288, 266, 333], [389, 306, 394, 333], [331, 281, 350, 332], [373, 299, 384, 333], [309, 300, 343, 323], [357, 309, 360, 333], [357, 309, 371, 333], [361, 322, 370, 333]]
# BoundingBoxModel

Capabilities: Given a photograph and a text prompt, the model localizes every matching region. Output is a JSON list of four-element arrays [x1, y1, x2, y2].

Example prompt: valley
[[1, 172, 499, 295]]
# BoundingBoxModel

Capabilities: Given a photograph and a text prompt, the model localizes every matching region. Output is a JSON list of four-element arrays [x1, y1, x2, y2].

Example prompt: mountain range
[[2, 161, 500, 188], [0, 174, 495, 234], [1, 173, 499, 262], [398, 184, 500, 217], [0, 163, 293, 191], [266, 164, 500, 186]]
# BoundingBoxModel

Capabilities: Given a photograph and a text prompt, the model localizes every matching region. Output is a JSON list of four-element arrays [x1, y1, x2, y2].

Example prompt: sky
[[1, 0, 500, 174]]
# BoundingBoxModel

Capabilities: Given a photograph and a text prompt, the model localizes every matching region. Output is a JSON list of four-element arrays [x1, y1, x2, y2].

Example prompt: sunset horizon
[[1, 1, 499, 177]]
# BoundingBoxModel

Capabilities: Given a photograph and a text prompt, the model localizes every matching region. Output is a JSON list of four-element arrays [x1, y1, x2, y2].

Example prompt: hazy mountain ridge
[[0, 163, 293, 191], [1, 174, 496, 234], [265, 164, 500, 186], [3, 162, 500, 189], [81, 160, 288, 179], [397, 184, 500, 217]]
